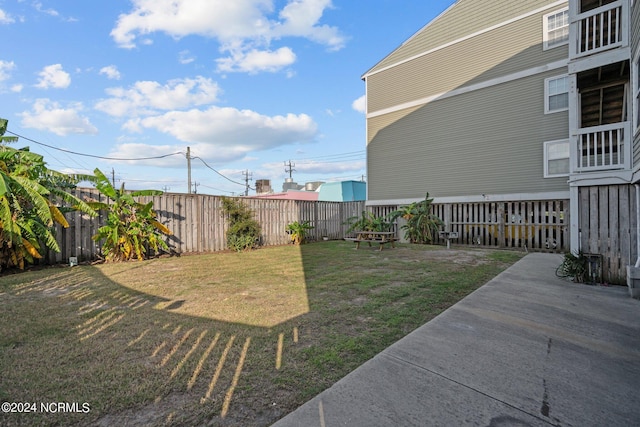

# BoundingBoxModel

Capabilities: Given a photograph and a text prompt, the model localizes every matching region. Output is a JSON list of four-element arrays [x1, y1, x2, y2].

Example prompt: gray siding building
[[363, 0, 640, 285]]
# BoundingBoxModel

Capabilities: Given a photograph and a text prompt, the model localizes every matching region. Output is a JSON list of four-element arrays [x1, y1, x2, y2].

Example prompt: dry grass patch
[[0, 242, 524, 426]]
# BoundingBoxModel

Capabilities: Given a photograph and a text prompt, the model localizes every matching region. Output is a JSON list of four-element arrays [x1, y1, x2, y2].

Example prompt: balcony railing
[[574, 121, 631, 172], [569, 0, 628, 59]]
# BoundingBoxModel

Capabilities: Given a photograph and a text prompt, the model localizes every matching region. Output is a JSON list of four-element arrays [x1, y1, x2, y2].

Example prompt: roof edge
[[360, 1, 459, 80]]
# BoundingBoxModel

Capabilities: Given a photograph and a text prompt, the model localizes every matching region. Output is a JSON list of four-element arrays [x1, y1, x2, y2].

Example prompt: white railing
[[575, 121, 631, 172], [570, 0, 628, 59]]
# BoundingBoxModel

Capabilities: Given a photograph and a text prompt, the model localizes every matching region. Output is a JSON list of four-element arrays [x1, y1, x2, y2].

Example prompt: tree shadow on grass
[[0, 260, 307, 427], [0, 242, 522, 427]]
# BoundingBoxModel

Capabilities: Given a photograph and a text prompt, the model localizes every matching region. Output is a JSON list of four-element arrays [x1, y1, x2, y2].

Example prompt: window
[[543, 8, 569, 50], [545, 75, 569, 114], [544, 140, 570, 177]]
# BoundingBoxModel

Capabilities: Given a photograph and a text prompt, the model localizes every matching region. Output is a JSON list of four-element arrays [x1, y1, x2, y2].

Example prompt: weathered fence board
[[45, 188, 365, 263], [372, 199, 569, 252], [578, 184, 635, 284]]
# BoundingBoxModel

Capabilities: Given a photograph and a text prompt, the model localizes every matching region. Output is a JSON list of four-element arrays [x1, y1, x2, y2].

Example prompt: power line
[[191, 156, 248, 188], [199, 183, 235, 194], [293, 150, 366, 161], [5, 130, 184, 161]]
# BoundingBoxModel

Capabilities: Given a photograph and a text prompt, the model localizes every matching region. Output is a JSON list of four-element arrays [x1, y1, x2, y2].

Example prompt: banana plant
[[286, 220, 314, 245], [0, 120, 96, 270], [388, 193, 442, 244], [87, 168, 171, 262]]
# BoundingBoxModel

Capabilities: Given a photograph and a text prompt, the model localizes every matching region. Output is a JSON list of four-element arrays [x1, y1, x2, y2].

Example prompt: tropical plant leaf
[[21, 238, 43, 259], [49, 187, 97, 218], [130, 189, 164, 197], [92, 168, 117, 200], [12, 175, 52, 224], [48, 202, 69, 228], [0, 172, 8, 198], [150, 219, 172, 235]]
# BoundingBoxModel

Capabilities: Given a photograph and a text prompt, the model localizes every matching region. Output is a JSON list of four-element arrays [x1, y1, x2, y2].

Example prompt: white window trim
[[633, 45, 640, 136], [543, 7, 569, 51], [544, 139, 570, 178], [544, 74, 569, 114]]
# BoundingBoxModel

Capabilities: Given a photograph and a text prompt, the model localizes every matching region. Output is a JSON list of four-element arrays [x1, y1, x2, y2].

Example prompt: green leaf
[[11, 175, 53, 225], [93, 168, 117, 200]]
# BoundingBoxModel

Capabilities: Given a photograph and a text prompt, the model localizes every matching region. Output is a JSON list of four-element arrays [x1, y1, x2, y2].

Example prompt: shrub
[[88, 168, 171, 262], [388, 193, 442, 244], [286, 221, 314, 245], [345, 211, 392, 233], [221, 197, 261, 251], [556, 251, 589, 283]]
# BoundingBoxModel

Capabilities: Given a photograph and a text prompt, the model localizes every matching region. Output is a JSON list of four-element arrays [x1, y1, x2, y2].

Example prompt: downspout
[[636, 184, 640, 268]]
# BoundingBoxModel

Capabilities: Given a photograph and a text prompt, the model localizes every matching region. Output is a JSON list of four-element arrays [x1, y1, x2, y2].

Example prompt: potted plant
[[286, 221, 314, 245]]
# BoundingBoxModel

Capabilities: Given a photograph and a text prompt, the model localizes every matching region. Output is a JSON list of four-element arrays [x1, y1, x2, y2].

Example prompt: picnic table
[[344, 231, 397, 251]]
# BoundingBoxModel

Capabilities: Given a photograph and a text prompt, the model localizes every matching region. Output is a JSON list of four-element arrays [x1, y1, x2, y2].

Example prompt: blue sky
[[1, 0, 454, 195]]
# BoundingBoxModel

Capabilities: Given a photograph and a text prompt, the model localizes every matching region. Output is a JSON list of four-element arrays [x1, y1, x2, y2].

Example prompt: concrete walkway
[[273, 253, 640, 427]]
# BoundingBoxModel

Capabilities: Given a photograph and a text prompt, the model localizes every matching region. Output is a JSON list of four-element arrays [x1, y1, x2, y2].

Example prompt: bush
[[345, 211, 392, 233], [556, 251, 589, 283], [221, 197, 261, 251], [88, 168, 171, 262], [388, 193, 442, 244], [286, 221, 314, 245]]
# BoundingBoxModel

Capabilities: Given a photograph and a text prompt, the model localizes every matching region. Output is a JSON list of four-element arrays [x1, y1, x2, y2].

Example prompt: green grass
[[0, 242, 524, 426]]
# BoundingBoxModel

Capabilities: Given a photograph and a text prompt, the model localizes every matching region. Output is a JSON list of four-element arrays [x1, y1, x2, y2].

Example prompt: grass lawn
[[0, 241, 524, 426]]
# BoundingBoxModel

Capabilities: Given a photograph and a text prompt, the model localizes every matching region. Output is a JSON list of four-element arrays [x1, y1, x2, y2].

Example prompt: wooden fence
[[44, 188, 365, 264], [371, 199, 570, 252], [578, 185, 636, 284], [44, 189, 571, 266]]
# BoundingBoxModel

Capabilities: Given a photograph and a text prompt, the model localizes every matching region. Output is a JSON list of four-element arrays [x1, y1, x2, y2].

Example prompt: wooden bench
[[344, 231, 397, 251]]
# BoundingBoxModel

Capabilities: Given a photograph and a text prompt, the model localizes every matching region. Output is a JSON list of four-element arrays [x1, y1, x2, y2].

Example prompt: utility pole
[[243, 169, 252, 196], [186, 146, 192, 194], [111, 168, 116, 187], [284, 160, 295, 179], [162, 185, 170, 192], [192, 182, 199, 194]]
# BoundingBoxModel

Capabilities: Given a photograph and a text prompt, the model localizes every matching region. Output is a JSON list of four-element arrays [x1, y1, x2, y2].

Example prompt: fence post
[[498, 203, 505, 248]]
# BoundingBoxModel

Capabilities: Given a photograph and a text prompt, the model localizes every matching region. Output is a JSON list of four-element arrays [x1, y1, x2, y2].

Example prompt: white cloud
[[32, 2, 76, 22], [352, 95, 365, 113], [33, 2, 59, 17], [35, 64, 71, 89], [111, 0, 273, 48], [99, 65, 121, 80], [216, 47, 295, 73], [179, 50, 195, 64], [258, 158, 365, 181], [95, 76, 220, 117], [118, 106, 318, 164], [274, 0, 344, 50], [110, 0, 344, 74], [11, 84, 23, 93], [0, 9, 15, 24], [20, 99, 98, 136], [0, 60, 15, 81]]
